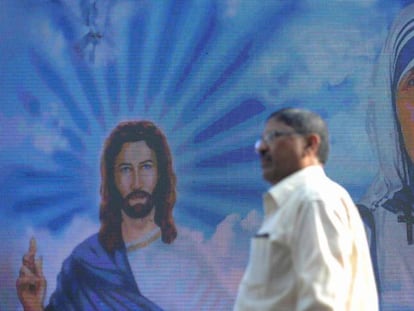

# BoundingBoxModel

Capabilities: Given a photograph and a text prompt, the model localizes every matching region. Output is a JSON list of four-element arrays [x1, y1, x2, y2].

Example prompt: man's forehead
[[117, 141, 156, 161], [264, 119, 291, 131]]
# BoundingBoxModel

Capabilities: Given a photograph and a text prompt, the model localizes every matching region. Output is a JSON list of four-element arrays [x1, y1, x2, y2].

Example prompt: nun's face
[[396, 68, 414, 162]]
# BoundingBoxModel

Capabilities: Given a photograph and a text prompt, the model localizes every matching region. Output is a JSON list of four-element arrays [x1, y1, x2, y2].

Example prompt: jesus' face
[[114, 141, 158, 219]]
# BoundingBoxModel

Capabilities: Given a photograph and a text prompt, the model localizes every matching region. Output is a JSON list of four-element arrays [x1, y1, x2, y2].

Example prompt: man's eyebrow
[[140, 159, 154, 165], [116, 159, 154, 166], [116, 162, 132, 167]]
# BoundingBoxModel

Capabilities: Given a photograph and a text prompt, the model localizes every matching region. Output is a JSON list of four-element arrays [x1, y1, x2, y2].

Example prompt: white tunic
[[127, 227, 234, 310]]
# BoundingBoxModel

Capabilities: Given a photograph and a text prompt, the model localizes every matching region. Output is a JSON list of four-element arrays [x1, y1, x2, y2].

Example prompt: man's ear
[[305, 133, 321, 157]]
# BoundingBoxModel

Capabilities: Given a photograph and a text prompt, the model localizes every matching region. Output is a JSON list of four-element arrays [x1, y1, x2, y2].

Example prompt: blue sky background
[[1, 0, 413, 309]]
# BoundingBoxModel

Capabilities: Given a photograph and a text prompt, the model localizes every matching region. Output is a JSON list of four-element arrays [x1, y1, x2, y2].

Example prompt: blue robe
[[45, 234, 163, 311]]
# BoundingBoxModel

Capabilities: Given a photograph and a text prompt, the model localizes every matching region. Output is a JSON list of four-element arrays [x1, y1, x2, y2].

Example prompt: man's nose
[[132, 172, 143, 189], [255, 139, 267, 155], [256, 141, 268, 156]]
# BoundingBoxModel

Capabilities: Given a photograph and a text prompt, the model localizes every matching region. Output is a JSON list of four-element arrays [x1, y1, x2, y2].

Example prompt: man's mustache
[[125, 190, 152, 201]]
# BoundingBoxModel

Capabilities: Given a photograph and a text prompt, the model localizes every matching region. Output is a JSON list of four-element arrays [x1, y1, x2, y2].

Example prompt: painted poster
[[1, 1, 414, 310]]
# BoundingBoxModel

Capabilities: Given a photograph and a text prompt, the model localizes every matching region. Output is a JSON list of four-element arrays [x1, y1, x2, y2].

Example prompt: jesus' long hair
[[98, 120, 177, 253]]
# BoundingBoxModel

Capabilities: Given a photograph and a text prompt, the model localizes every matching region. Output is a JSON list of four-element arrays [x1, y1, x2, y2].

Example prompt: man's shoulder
[[58, 232, 104, 276], [70, 232, 105, 260], [300, 172, 351, 202]]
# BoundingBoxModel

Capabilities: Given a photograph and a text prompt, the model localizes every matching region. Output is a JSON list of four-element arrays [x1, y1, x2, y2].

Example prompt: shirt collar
[[263, 165, 325, 215]]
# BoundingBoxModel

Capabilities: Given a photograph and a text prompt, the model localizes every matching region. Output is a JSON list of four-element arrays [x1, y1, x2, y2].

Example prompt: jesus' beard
[[121, 189, 154, 219]]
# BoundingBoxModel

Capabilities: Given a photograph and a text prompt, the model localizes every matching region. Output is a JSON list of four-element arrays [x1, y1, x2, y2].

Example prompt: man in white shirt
[[234, 108, 378, 311]]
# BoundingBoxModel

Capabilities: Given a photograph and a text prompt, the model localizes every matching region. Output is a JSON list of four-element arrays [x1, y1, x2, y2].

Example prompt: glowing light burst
[[1, 1, 297, 235]]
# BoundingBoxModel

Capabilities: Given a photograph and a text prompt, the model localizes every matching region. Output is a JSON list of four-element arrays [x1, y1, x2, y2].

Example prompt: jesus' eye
[[119, 166, 132, 174], [141, 163, 153, 170]]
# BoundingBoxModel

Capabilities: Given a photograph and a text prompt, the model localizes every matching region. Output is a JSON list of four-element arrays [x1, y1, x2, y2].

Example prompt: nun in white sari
[[358, 3, 414, 310]]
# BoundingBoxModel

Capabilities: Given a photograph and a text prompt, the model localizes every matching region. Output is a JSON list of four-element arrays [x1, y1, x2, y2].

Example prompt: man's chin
[[122, 204, 154, 219], [262, 167, 273, 181], [263, 169, 280, 185]]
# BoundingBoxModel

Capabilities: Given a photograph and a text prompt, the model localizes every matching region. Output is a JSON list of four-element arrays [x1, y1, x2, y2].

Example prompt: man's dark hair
[[98, 120, 177, 253], [267, 108, 329, 164]]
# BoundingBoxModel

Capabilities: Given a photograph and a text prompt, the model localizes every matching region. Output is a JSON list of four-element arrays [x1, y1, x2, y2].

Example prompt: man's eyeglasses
[[254, 130, 297, 152]]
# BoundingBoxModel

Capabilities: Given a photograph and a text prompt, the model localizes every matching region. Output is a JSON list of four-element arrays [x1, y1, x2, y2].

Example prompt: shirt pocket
[[243, 235, 272, 286]]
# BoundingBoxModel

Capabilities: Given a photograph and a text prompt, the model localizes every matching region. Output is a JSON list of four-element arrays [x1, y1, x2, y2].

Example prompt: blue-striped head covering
[[393, 12, 414, 89]]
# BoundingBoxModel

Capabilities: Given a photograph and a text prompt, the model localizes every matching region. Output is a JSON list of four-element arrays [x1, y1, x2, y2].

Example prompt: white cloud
[[253, 3, 388, 107]]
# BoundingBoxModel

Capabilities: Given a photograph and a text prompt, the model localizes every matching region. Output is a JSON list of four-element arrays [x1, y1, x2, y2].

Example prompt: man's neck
[[121, 208, 158, 243]]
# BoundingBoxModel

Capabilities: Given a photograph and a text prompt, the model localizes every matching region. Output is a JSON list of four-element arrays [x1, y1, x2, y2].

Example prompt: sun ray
[[30, 50, 91, 133]]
